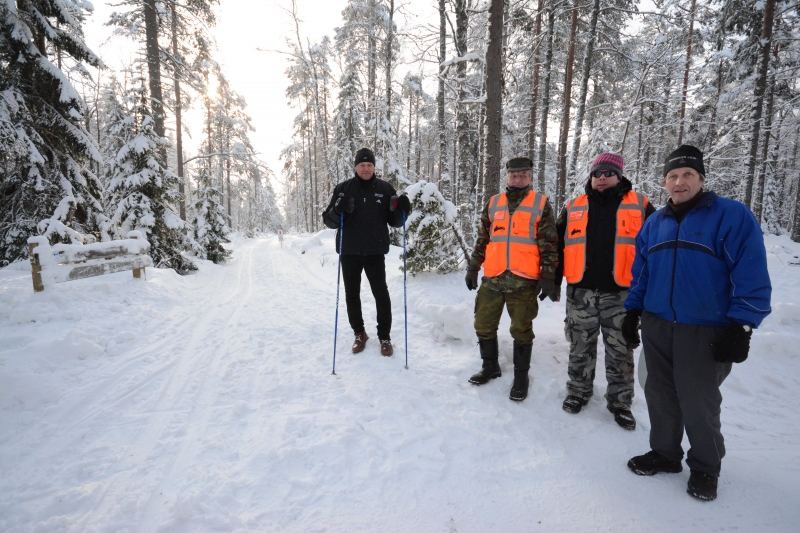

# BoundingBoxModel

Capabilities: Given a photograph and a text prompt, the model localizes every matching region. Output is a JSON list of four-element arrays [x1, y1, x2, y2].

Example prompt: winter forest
[[2, 0, 799, 273]]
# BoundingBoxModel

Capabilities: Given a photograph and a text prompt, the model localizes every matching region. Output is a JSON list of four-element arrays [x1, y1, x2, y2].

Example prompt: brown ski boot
[[380, 339, 394, 356], [352, 331, 368, 353]]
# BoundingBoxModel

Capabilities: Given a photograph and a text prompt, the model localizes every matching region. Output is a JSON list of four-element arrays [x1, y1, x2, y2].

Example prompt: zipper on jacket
[[669, 218, 681, 323]]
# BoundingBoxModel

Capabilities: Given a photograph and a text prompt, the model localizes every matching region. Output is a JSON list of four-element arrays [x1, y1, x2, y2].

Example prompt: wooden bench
[[27, 231, 153, 292]]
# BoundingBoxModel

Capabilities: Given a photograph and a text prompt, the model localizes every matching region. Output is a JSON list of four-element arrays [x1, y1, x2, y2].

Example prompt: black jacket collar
[[584, 175, 633, 200]]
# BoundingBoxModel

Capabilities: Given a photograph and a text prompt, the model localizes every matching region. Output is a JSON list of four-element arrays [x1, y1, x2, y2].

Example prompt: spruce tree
[[106, 71, 196, 273], [403, 180, 462, 274], [0, 0, 105, 265], [191, 165, 231, 263]]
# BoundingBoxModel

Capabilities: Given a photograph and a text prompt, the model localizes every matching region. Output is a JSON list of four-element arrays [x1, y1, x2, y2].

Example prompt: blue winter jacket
[[625, 191, 771, 328]]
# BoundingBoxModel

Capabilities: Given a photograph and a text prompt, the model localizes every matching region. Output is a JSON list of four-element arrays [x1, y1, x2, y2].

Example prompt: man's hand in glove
[[713, 322, 752, 363], [621, 310, 641, 348], [390, 194, 412, 214], [334, 194, 355, 215], [537, 278, 559, 302], [465, 270, 479, 291]]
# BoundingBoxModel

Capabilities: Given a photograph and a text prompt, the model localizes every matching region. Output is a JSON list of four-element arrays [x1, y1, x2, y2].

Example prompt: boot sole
[[468, 372, 501, 385], [509, 394, 527, 402], [627, 461, 683, 476], [687, 488, 717, 501]]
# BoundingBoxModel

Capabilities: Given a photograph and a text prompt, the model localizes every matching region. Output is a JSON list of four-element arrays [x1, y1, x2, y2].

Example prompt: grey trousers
[[565, 287, 634, 409], [642, 312, 732, 477]]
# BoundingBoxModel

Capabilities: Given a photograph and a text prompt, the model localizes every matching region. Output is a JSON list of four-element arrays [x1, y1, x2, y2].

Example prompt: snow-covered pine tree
[[106, 70, 196, 273], [0, 0, 105, 265], [403, 180, 464, 275], [190, 164, 231, 263]]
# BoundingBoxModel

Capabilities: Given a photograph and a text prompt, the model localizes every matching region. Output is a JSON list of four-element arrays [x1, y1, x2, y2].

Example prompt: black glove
[[537, 278, 558, 301], [333, 194, 355, 215], [621, 310, 641, 348], [465, 270, 479, 291], [713, 322, 752, 363], [390, 194, 412, 214]]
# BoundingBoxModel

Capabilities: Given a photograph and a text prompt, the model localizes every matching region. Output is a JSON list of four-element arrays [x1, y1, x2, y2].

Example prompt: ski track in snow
[[1, 232, 799, 532]]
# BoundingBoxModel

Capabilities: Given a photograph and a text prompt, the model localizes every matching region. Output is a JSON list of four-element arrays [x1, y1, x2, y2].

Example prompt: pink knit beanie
[[589, 153, 624, 177]]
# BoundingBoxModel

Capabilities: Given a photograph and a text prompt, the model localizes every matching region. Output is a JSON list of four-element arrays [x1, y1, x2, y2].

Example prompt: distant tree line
[[281, 0, 800, 270]]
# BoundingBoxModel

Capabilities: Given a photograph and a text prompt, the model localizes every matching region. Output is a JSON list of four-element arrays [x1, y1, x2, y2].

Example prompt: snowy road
[[1, 233, 799, 532]]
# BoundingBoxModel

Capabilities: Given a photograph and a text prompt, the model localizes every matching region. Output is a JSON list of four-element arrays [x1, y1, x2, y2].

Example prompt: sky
[[81, 0, 438, 190]]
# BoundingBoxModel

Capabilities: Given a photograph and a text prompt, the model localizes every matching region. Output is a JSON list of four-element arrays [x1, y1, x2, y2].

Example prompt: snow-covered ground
[[1, 232, 798, 532]]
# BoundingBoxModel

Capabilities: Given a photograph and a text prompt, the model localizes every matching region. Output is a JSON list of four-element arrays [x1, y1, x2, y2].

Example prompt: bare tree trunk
[[528, 0, 544, 162], [407, 91, 413, 172], [556, 0, 579, 209], [635, 83, 646, 184], [706, 27, 726, 152], [743, 0, 777, 207], [567, 0, 600, 186], [143, 0, 166, 164], [455, 0, 470, 215], [172, 4, 185, 220], [536, 5, 556, 195], [483, 0, 505, 197], [677, 0, 697, 145], [754, 64, 777, 222], [791, 123, 800, 242], [386, 0, 394, 122], [438, 0, 450, 197]]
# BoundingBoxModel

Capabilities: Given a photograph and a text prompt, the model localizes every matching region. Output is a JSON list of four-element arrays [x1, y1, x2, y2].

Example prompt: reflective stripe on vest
[[483, 191, 546, 279], [563, 190, 648, 287]]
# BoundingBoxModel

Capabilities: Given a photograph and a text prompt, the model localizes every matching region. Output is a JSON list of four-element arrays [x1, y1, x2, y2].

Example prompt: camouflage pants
[[564, 286, 634, 409], [474, 276, 539, 344]]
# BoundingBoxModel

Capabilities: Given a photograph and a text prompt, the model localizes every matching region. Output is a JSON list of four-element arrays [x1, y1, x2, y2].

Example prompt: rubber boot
[[509, 342, 532, 401], [468, 338, 501, 385]]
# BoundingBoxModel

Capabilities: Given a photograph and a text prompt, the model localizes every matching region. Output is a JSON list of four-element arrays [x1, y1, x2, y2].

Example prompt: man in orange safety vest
[[465, 157, 559, 402], [554, 153, 655, 429]]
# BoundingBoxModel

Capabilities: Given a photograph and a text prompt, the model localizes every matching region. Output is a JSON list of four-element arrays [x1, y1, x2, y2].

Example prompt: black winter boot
[[562, 395, 589, 414], [469, 338, 501, 385], [607, 404, 637, 430], [509, 342, 532, 401], [687, 470, 718, 501], [627, 450, 683, 476]]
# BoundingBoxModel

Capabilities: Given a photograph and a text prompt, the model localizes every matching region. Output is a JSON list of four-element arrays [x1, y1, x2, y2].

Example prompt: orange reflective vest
[[483, 190, 547, 279], [563, 190, 648, 287]]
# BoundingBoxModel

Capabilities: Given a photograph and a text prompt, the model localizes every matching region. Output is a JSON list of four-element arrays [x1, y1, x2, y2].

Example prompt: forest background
[[1, 0, 798, 274]]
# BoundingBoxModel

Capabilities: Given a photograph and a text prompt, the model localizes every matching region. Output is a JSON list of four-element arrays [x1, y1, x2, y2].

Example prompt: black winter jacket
[[555, 176, 656, 292], [322, 174, 404, 255]]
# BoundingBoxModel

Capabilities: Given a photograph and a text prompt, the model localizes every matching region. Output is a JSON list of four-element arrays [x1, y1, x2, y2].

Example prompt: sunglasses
[[592, 170, 618, 178]]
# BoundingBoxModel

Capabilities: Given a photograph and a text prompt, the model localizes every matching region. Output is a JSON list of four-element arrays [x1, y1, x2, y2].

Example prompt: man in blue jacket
[[622, 145, 771, 502]]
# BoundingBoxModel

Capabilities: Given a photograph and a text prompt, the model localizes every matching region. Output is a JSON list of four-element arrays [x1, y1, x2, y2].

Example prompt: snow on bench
[[26, 231, 153, 292]]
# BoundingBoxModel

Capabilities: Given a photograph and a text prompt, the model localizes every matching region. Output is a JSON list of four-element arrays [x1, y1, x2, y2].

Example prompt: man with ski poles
[[322, 148, 411, 357], [554, 153, 656, 430], [465, 156, 559, 401], [623, 145, 771, 501]]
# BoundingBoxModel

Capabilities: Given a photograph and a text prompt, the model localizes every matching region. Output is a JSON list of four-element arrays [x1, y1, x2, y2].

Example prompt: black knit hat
[[664, 145, 705, 177], [354, 148, 376, 166], [506, 157, 533, 171]]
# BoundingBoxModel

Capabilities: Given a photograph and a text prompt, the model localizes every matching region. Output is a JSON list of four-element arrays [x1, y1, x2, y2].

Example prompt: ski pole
[[403, 210, 408, 370], [332, 212, 344, 375]]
